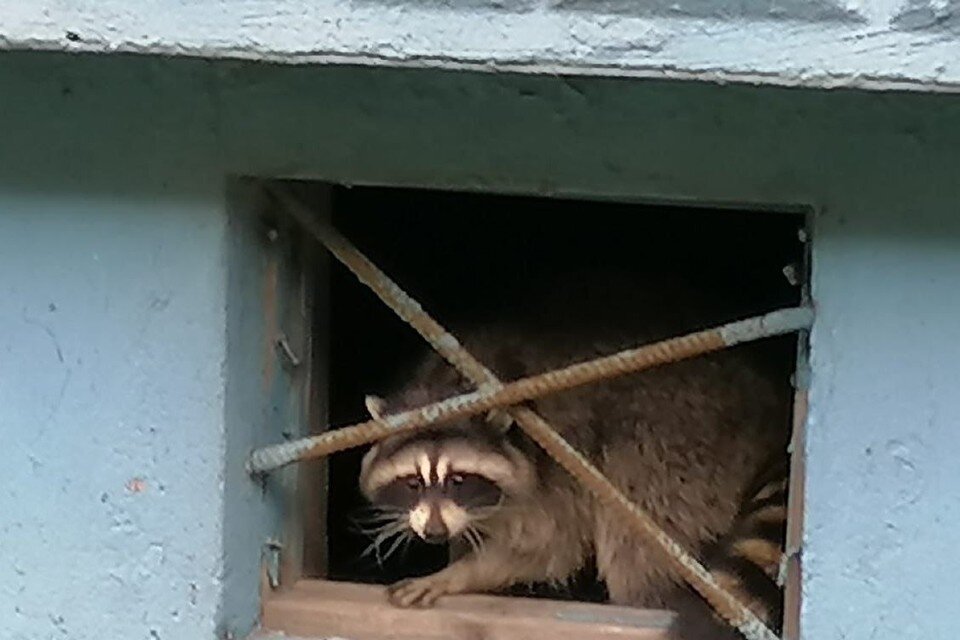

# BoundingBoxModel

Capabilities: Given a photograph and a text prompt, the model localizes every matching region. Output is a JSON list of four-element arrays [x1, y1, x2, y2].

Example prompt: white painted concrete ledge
[[2, 1, 960, 93]]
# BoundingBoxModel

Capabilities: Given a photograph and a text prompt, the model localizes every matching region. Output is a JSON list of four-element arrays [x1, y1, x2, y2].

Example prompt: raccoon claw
[[387, 576, 452, 608]]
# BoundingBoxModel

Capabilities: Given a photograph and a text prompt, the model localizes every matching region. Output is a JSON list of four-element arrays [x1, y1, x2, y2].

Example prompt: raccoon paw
[[387, 575, 453, 608]]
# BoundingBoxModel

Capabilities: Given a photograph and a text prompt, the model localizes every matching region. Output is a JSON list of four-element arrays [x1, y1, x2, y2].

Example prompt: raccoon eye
[[445, 473, 501, 508], [405, 476, 421, 490]]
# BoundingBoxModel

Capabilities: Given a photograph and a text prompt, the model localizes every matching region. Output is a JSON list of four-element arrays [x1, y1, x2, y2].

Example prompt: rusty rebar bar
[[257, 186, 805, 640], [247, 306, 811, 473]]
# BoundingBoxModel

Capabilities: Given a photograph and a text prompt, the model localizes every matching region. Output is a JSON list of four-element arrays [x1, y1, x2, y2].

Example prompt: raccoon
[[358, 273, 791, 637]]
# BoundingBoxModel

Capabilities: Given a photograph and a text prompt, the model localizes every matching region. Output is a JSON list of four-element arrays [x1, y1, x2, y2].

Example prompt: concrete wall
[[0, 176, 228, 637], [1, 51, 959, 639], [2, 0, 960, 92]]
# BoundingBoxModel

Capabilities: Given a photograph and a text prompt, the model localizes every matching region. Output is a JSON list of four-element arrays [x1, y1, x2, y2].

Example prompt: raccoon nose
[[422, 522, 448, 544], [422, 511, 448, 544]]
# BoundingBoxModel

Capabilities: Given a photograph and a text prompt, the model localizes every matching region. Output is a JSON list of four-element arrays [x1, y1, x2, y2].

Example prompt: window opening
[[249, 182, 810, 640]]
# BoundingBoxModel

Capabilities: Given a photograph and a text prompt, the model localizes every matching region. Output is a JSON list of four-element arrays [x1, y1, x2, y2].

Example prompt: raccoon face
[[367, 457, 502, 544], [359, 426, 535, 544]]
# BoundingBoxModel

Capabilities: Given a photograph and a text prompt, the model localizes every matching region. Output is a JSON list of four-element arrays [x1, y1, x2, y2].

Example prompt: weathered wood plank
[[262, 579, 674, 640]]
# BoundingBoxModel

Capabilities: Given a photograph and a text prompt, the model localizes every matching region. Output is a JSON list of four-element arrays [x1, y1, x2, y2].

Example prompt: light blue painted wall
[[0, 197, 228, 639], [806, 186, 960, 638], [0, 54, 231, 640], [1, 51, 959, 640]]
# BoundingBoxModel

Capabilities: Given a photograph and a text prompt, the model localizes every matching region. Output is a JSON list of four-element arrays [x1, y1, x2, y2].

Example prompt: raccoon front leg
[[387, 546, 575, 608]]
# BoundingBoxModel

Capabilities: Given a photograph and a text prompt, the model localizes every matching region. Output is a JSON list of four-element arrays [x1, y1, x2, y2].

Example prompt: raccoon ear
[[485, 409, 515, 433], [365, 395, 387, 421]]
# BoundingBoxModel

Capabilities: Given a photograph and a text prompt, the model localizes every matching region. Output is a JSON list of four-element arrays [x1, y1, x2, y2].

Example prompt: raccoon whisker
[[475, 527, 489, 553], [461, 525, 487, 557], [350, 518, 407, 536], [352, 512, 404, 524], [399, 531, 415, 559], [352, 512, 405, 526], [350, 521, 404, 537], [352, 524, 395, 537], [360, 521, 409, 564], [459, 527, 478, 555], [350, 509, 407, 530], [367, 529, 399, 567], [380, 530, 412, 563], [375, 520, 409, 538], [352, 503, 407, 515], [465, 521, 484, 538], [359, 532, 386, 560], [359, 537, 382, 563], [469, 527, 486, 555], [360, 505, 407, 516], [350, 507, 407, 524]]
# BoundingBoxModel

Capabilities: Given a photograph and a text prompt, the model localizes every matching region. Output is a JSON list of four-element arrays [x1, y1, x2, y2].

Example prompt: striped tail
[[705, 457, 789, 632]]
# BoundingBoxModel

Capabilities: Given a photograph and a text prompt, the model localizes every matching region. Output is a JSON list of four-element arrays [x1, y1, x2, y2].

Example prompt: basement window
[[250, 181, 809, 640]]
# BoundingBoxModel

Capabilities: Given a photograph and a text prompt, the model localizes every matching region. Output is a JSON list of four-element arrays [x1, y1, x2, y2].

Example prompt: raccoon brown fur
[[358, 272, 791, 637]]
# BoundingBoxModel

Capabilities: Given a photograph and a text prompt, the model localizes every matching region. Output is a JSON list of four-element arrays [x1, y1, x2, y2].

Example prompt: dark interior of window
[[317, 185, 804, 602]]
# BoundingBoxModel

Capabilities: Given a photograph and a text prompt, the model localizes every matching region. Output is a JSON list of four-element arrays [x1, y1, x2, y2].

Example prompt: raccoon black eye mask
[[374, 472, 502, 511]]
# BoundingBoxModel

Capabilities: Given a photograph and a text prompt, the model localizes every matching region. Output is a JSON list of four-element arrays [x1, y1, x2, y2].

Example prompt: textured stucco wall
[[1, 51, 959, 639], [805, 181, 960, 638], [0, 198, 228, 639], [2, 0, 960, 92]]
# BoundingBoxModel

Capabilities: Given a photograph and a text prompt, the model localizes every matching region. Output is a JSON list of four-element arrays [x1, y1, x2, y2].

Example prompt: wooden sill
[[261, 579, 674, 640]]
